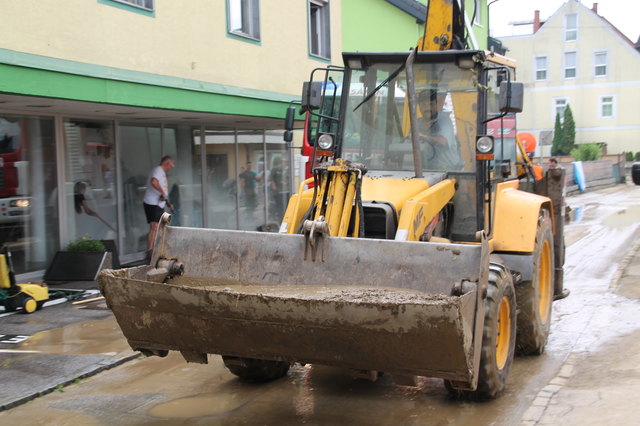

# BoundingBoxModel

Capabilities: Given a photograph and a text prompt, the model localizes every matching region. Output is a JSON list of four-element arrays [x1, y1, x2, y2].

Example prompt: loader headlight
[[476, 136, 494, 154], [10, 199, 30, 208], [317, 134, 334, 150]]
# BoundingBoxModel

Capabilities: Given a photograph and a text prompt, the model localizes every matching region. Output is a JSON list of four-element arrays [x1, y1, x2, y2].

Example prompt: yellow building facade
[[498, 0, 640, 156], [0, 0, 342, 275]]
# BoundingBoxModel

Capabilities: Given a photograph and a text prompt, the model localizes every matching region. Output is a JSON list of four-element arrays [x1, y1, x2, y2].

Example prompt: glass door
[[63, 118, 117, 247]]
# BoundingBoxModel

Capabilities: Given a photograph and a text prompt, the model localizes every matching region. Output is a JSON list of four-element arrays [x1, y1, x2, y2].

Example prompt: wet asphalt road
[[0, 183, 638, 425]]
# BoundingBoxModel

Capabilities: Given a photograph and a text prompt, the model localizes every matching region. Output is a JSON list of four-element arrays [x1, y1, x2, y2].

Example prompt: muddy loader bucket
[[99, 216, 488, 384]]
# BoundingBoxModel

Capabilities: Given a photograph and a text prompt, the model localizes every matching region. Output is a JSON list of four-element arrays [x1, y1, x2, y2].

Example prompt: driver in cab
[[417, 90, 462, 170]]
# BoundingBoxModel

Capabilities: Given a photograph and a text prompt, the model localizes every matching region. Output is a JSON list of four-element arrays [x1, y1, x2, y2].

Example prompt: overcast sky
[[488, 0, 640, 42]]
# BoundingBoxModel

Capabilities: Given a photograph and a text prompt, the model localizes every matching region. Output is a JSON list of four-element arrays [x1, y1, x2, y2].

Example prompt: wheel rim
[[24, 298, 37, 313], [538, 240, 552, 324], [496, 295, 512, 370]]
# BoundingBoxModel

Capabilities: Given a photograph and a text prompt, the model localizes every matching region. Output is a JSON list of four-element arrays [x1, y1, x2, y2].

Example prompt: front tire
[[222, 356, 290, 382], [516, 209, 554, 355], [446, 265, 516, 399]]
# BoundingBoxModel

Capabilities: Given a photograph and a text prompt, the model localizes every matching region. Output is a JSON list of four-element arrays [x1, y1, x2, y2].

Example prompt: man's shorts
[[143, 202, 164, 224]]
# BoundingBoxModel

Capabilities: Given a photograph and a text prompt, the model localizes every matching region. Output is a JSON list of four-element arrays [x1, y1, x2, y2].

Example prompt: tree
[[571, 143, 601, 161], [551, 112, 564, 155], [562, 105, 576, 155]]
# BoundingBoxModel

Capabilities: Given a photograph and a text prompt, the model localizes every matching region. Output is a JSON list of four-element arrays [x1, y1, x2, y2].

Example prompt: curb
[[0, 352, 141, 411]]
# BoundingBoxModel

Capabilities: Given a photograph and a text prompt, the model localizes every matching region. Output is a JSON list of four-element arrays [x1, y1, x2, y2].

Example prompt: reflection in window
[[64, 119, 117, 248], [119, 125, 161, 256], [0, 115, 58, 274]]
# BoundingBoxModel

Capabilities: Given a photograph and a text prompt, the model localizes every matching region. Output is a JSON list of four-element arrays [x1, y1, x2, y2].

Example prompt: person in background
[[269, 156, 287, 221], [74, 181, 97, 217], [74, 181, 116, 232], [143, 155, 174, 260], [239, 161, 260, 217], [549, 157, 558, 169]]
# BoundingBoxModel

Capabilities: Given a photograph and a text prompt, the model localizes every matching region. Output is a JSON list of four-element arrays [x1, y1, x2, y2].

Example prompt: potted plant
[[45, 234, 113, 282], [66, 235, 107, 253]]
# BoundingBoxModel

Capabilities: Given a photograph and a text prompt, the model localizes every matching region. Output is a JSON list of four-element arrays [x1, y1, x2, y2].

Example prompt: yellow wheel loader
[[99, 3, 566, 399]]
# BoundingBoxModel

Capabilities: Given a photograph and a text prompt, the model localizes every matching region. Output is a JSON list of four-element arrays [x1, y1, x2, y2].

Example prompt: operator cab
[[292, 50, 523, 242]]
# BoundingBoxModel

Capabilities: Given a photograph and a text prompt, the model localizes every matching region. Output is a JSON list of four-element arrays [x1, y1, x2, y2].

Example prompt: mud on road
[[0, 184, 638, 425]]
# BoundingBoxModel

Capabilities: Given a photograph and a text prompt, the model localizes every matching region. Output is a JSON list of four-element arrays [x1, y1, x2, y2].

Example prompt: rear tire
[[222, 356, 290, 382], [516, 210, 554, 355], [446, 265, 516, 399]]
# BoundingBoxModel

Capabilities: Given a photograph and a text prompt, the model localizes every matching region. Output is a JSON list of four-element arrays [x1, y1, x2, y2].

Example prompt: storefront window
[[119, 124, 162, 256], [63, 119, 117, 252], [236, 131, 267, 230], [265, 131, 291, 225], [162, 126, 202, 228], [0, 115, 58, 274], [202, 130, 239, 230]]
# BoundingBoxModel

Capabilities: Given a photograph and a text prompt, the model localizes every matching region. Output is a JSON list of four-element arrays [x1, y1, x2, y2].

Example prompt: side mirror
[[301, 81, 323, 112], [499, 81, 524, 113], [284, 106, 296, 131], [283, 130, 293, 143]]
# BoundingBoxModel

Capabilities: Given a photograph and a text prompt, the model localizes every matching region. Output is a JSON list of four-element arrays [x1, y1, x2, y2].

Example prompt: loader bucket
[[99, 218, 488, 383]]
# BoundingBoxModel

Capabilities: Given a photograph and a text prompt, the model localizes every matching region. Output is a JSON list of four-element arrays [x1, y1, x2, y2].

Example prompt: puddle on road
[[603, 205, 640, 229], [19, 317, 130, 355], [147, 393, 250, 419], [567, 204, 585, 223]]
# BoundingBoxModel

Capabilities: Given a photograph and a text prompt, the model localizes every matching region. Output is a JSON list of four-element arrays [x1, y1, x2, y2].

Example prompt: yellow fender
[[281, 178, 314, 234], [395, 179, 456, 241], [492, 181, 552, 253], [17, 283, 49, 302]]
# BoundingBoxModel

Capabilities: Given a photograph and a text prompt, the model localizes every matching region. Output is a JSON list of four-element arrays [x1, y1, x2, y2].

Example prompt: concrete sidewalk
[[521, 240, 640, 425]]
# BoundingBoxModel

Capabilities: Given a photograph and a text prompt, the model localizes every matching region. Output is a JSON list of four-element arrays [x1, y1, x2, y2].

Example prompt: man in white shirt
[[143, 155, 174, 259]]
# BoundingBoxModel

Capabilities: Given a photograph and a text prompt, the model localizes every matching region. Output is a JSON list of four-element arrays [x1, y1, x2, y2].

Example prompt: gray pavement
[[0, 194, 638, 421], [523, 238, 640, 426], [0, 280, 139, 410]]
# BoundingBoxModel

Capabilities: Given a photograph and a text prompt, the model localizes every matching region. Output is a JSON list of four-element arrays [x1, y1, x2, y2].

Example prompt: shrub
[[66, 235, 106, 252], [625, 152, 634, 162], [571, 143, 601, 162], [635, 152, 640, 161]]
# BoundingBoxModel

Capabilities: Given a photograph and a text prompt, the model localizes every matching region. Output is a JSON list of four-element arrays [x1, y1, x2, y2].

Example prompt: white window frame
[[227, 0, 261, 41], [565, 13, 577, 41], [534, 55, 548, 81], [112, 0, 154, 11], [308, 0, 331, 60], [564, 51, 577, 79], [599, 95, 615, 119], [594, 51, 608, 77], [553, 98, 568, 121]]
